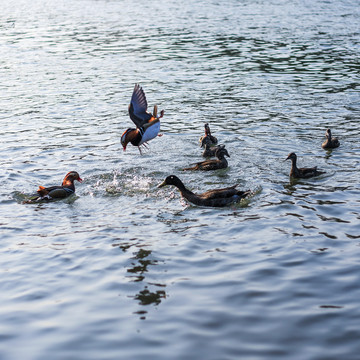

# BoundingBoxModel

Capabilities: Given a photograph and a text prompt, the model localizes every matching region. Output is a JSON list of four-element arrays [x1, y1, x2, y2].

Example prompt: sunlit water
[[1, 0, 360, 359]]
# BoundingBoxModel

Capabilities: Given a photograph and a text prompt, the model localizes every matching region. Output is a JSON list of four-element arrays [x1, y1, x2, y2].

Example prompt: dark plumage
[[322, 128, 340, 149], [29, 171, 83, 202], [158, 175, 251, 207], [285, 152, 325, 178], [121, 84, 164, 153], [184, 146, 230, 171], [199, 123, 218, 147], [201, 141, 222, 158]]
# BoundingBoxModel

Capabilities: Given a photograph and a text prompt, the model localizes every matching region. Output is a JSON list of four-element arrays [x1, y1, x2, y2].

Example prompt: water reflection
[[127, 248, 158, 282], [113, 242, 167, 319], [128, 248, 167, 320], [134, 286, 166, 306]]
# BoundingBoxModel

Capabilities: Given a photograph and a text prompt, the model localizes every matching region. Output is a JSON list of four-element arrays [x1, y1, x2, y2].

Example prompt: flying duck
[[322, 128, 340, 149], [121, 84, 164, 153], [158, 175, 251, 207], [29, 171, 83, 202], [285, 152, 325, 178], [184, 145, 230, 171]]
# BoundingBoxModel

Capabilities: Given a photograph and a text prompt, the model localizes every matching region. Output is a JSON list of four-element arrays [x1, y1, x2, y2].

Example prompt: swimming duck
[[199, 123, 218, 147], [202, 143, 222, 158], [285, 152, 325, 178], [121, 84, 164, 153], [184, 146, 230, 171], [158, 175, 251, 207], [322, 128, 340, 149], [31, 171, 83, 201]]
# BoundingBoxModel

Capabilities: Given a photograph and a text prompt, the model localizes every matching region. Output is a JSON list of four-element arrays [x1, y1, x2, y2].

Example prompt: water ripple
[[1, 0, 360, 359]]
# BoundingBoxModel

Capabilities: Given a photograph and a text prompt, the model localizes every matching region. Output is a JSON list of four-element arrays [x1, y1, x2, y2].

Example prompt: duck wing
[[37, 185, 72, 199], [198, 185, 239, 200], [332, 138, 340, 147], [184, 159, 222, 171], [37, 185, 58, 197], [201, 162, 226, 171], [128, 84, 152, 128], [299, 166, 320, 178], [183, 160, 207, 171]]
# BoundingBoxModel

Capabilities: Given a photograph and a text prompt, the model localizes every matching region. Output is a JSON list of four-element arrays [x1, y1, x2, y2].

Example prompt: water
[[1, 0, 360, 358]]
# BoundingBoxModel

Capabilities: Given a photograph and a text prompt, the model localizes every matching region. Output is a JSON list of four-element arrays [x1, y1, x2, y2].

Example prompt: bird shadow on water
[[112, 240, 167, 321], [283, 172, 334, 194]]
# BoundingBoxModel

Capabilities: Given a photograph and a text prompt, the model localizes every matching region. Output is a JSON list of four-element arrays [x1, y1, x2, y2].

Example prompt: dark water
[[1, 0, 360, 359]]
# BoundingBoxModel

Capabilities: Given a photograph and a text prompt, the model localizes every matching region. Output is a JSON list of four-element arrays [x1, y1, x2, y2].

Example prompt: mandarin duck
[[121, 84, 164, 153], [322, 128, 340, 149], [285, 152, 325, 178], [184, 145, 230, 171], [31, 171, 82, 201], [158, 175, 251, 207]]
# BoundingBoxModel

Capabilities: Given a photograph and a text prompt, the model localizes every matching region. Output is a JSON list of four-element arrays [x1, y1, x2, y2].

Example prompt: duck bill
[[158, 180, 167, 188], [78, 178, 83, 183]]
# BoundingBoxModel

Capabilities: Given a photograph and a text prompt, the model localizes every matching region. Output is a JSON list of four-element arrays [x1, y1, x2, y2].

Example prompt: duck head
[[121, 128, 136, 151], [204, 123, 211, 136], [325, 128, 332, 139], [62, 171, 83, 186], [158, 175, 183, 189], [200, 136, 211, 148], [285, 152, 297, 162], [215, 145, 230, 159]]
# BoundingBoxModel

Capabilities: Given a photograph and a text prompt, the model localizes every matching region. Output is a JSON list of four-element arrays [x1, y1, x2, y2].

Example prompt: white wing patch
[[139, 121, 160, 145]]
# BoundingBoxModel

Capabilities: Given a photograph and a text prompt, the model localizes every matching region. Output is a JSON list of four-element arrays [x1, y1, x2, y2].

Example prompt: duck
[[199, 123, 218, 147], [285, 152, 325, 178], [322, 128, 340, 149], [30, 171, 83, 201], [183, 145, 230, 171], [202, 143, 222, 158], [158, 175, 251, 207], [121, 84, 164, 153]]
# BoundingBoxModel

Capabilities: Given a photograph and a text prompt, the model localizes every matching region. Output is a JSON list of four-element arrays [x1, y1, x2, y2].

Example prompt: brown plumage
[[158, 175, 251, 207], [184, 146, 230, 171], [285, 153, 325, 178], [199, 123, 218, 147], [201, 142, 223, 158], [322, 128, 340, 149]]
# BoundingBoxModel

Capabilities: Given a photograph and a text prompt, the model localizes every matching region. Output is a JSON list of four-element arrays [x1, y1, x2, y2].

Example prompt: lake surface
[[1, 0, 360, 359]]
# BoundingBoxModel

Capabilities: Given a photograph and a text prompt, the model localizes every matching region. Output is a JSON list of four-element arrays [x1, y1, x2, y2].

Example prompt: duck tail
[[183, 165, 198, 171], [24, 195, 40, 204], [37, 186, 48, 197], [237, 189, 252, 198]]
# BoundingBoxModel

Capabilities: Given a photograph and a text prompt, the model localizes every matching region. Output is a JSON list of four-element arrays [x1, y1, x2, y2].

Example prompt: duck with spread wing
[[121, 84, 164, 153]]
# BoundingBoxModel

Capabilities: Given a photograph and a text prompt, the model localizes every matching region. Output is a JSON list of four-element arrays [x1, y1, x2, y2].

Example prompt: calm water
[[1, 0, 360, 359]]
